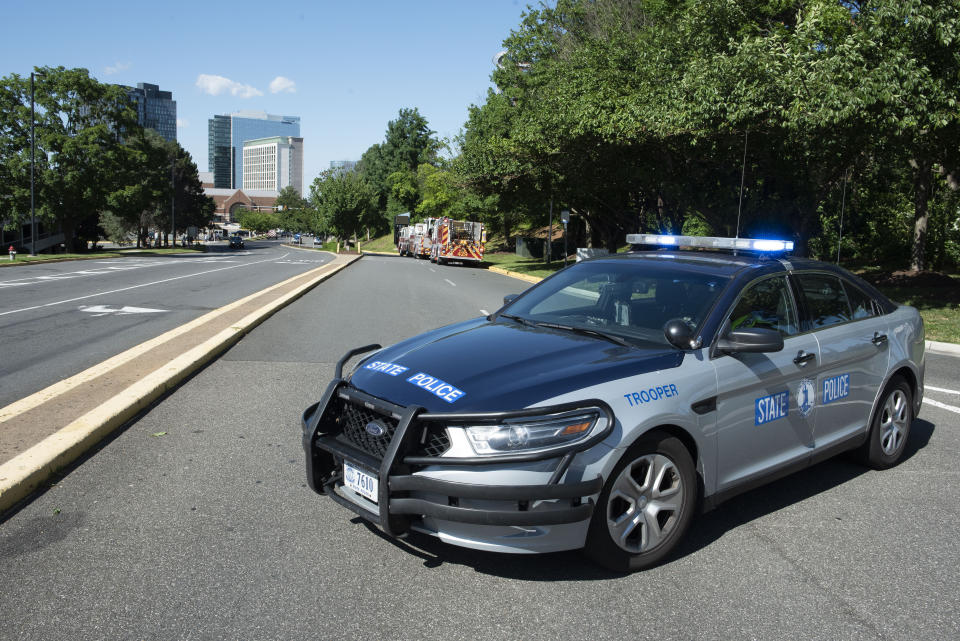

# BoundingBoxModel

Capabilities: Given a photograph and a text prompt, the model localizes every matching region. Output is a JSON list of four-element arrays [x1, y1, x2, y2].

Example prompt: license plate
[[343, 461, 378, 503]]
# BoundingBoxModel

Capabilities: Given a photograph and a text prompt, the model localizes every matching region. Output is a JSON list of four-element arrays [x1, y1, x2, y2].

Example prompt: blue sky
[[1, 0, 534, 184]]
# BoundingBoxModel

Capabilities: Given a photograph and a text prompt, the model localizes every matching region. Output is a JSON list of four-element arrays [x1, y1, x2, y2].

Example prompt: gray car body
[[332, 252, 925, 554]]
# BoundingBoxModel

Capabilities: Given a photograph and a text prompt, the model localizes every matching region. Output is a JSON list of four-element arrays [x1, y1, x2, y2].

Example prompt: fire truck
[[429, 217, 485, 265], [397, 226, 414, 256], [412, 222, 432, 259]]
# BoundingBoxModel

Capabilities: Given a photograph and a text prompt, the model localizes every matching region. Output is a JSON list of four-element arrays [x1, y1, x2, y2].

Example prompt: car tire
[[585, 432, 697, 572], [861, 376, 912, 470]]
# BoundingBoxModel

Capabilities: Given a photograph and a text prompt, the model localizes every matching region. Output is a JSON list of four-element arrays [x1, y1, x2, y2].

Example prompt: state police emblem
[[797, 379, 815, 417]]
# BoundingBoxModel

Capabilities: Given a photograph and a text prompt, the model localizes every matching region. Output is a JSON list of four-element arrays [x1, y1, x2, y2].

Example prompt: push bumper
[[301, 346, 610, 538]]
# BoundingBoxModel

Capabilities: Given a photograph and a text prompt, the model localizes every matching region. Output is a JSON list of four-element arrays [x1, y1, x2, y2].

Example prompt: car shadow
[[351, 418, 935, 580]]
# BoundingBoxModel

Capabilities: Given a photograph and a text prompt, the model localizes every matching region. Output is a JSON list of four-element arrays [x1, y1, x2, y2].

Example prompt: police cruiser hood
[[348, 317, 684, 413]]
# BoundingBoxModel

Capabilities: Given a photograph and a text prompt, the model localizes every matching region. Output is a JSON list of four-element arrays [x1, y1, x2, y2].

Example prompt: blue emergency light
[[626, 234, 794, 253]]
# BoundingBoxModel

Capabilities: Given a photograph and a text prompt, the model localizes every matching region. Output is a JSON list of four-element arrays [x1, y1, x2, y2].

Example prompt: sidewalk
[[0, 253, 360, 514]]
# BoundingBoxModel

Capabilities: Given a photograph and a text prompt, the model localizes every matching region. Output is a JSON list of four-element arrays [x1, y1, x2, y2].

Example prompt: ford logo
[[365, 421, 386, 437]]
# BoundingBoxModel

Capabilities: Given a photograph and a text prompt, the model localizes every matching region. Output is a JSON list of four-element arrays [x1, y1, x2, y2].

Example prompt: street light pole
[[29, 71, 37, 256], [170, 156, 175, 248]]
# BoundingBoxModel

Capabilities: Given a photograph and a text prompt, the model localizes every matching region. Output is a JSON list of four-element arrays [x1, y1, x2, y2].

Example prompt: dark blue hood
[[346, 317, 684, 413]]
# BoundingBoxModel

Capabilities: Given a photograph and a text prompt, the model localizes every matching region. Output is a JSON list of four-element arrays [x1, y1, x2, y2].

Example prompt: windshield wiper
[[533, 321, 633, 347], [500, 313, 537, 327]]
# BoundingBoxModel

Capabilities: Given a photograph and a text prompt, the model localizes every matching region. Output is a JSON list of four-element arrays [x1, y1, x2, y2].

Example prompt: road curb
[[927, 340, 960, 357], [487, 265, 544, 284], [0, 254, 361, 515]]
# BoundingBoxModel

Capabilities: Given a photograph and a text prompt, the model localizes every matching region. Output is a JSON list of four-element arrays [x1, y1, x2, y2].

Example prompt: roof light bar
[[626, 234, 793, 253]]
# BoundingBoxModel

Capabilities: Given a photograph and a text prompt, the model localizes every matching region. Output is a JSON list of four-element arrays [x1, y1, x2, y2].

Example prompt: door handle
[[793, 350, 816, 366], [872, 332, 888, 346]]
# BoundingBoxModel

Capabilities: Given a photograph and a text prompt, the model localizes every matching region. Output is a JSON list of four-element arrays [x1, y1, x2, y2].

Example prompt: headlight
[[464, 411, 603, 456]]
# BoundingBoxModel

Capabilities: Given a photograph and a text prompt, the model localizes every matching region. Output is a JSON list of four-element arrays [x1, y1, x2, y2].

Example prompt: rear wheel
[[862, 376, 912, 469], [585, 432, 697, 572]]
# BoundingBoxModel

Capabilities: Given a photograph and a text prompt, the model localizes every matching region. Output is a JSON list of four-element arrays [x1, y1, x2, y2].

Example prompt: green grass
[[359, 234, 399, 254], [483, 252, 568, 280], [873, 282, 960, 344]]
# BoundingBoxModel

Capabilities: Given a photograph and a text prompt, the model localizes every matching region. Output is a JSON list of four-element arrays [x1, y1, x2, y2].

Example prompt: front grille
[[331, 395, 451, 459], [340, 400, 397, 457]]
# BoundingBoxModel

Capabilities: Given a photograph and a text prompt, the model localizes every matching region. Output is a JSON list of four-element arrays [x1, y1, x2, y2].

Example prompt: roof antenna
[[734, 129, 748, 255], [836, 167, 850, 264]]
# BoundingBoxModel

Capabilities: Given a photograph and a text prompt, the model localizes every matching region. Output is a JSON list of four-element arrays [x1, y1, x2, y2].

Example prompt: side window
[[795, 273, 852, 329], [842, 280, 877, 320], [726, 275, 798, 337]]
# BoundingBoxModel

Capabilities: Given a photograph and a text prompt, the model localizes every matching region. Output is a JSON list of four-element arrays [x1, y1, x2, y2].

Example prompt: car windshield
[[502, 259, 729, 347]]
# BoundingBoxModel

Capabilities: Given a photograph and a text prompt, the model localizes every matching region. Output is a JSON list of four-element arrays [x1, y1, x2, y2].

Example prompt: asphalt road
[[0, 240, 331, 407], [0, 254, 958, 640]]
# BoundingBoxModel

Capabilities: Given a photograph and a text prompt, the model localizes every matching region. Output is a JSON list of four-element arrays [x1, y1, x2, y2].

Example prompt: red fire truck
[[429, 217, 485, 265]]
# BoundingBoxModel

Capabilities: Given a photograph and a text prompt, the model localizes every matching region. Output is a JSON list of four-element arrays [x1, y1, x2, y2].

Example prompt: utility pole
[[546, 195, 553, 264], [170, 156, 176, 248], [30, 71, 37, 256]]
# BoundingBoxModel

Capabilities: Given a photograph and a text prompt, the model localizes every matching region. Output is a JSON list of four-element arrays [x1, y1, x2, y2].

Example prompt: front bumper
[[301, 349, 611, 540]]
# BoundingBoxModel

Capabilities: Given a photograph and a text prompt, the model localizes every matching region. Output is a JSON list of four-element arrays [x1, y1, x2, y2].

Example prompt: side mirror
[[503, 293, 519, 306], [663, 319, 695, 349], [716, 327, 784, 354]]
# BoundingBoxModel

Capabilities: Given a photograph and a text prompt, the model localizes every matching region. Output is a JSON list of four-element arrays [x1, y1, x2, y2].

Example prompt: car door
[[713, 274, 818, 491], [792, 272, 890, 452]]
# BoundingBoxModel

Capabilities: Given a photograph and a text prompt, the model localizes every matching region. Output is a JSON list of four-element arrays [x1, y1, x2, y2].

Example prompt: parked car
[[301, 234, 925, 571]]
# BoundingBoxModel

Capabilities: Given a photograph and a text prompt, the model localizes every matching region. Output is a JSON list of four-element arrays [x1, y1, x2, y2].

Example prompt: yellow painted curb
[[0, 255, 360, 514], [487, 265, 544, 284]]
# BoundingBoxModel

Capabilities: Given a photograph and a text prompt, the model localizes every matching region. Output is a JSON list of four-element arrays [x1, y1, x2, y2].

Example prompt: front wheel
[[585, 432, 697, 572], [861, 376, 913, 469]]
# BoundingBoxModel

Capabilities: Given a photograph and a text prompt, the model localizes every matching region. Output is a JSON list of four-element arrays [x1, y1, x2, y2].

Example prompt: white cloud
[[105, 61, 131, 75], [177, 118, 189, 128], [195, 74, 263, 98], [269, 76, 296, 94]]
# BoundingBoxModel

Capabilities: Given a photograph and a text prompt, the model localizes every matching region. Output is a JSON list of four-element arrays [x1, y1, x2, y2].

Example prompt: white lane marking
[[924, 398, 960, 415], [444, 279, 456, 287], [926, 385, 959, 395], [480, 309, 489, 316], [0, 257, 236, 287], [0, 255, 285, 318], [79, 305, 167, 316], [429, 268, 436, 273]]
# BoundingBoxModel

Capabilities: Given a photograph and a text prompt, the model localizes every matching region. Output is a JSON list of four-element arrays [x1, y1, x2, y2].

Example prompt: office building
[[207, 111, 300, 189], [242, 136, 304, 194], [208, 115, 232, 188], [125, 83, 177, 142]]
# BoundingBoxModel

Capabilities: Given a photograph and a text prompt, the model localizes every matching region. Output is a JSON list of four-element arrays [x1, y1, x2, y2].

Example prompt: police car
[[301, 234, 925, 571]]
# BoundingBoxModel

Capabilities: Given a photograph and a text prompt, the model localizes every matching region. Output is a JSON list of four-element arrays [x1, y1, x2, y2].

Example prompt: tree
[[236, 210, 279, 235], [310, 169, 377, 242], [2, 67, 138, 252], [169, 144, 214, 240], [108, 128, 171, 247], [274, 185, 313, 233], [358, 108, 440, 223]]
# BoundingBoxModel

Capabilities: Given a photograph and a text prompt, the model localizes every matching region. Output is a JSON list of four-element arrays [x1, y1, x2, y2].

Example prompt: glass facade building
[[126, 83, 177, 142], [208, 111, 300, 190], [208, 115, 232, 189]]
